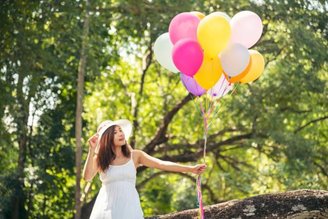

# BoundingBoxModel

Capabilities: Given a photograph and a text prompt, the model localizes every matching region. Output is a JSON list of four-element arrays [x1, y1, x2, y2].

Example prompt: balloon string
[[220, 77, 232, 99], [195, 77, 240, 219], [230, 82, 240, 95], [198, 98, 205, 117], [197, 96, 219, 219], [203, 111, 208, 163], [196, 96, 211, 162], [218, 75, 226, 96], [208, 98, 218, 118], [201, 113, 208, 219], [191, 96, 203, 116], [205, 93, 208, 114], [208, 79, 239, 128], [196, 175, 205, 219], [196, 96, 208, 218], [206, 75, 227, 116], [207, 103, 222, 129]]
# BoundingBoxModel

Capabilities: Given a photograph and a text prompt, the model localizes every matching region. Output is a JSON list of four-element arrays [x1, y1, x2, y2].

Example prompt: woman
[[83, 119, 206, 219]]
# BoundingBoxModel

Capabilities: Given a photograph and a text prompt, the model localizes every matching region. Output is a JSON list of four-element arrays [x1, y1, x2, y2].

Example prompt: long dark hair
[[97, 125, 131, 172]]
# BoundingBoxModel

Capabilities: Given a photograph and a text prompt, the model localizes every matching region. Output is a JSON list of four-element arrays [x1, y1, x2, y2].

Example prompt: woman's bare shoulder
[[131, 149, 143, 156], [131, 149, 144, 167]]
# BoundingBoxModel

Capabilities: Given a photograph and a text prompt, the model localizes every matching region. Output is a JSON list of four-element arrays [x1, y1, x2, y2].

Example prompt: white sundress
[[89, 152, 144, 219]]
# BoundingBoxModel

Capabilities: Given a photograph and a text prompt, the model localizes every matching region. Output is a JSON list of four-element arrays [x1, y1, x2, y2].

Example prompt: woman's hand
[[87, 133, 99, 153], [83, 133, 100, 182], [191, 164, 207, 175]]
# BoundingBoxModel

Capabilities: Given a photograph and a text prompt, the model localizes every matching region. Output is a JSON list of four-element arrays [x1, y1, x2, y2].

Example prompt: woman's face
[[113, 126, 126, 146]]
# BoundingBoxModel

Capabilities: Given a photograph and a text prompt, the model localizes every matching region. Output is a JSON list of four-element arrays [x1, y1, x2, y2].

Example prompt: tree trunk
[[147, 190, 328, 219], [74, 0, 90, 218], [12, 66, 29, 219], [12, 134, 28, 219]]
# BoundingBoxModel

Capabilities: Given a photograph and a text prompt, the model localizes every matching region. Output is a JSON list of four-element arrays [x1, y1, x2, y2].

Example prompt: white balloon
[[230, 11, 263, 48], [207, 74, 233, 99], [219, 43, 250, 77], [153, 33, 179, 73]]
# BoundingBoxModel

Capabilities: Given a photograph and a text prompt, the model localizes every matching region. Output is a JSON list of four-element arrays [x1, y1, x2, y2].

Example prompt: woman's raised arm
[[82, 134, 99, 181]]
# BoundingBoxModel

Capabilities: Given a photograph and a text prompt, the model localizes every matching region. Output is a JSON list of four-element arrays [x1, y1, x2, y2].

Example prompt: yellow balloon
[[194, 56, 222, 90], [240, 50, 265, 83], [190, 11, 205, 20], [197, 13, 231, 58]]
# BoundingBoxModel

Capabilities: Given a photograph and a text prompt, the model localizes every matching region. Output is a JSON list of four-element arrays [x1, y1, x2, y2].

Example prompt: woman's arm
[[135, 150, 206, 174], [82, 134, 99, 182]]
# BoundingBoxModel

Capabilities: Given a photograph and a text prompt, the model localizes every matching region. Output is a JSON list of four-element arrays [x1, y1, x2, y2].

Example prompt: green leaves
[[0, 0, 327, 218]]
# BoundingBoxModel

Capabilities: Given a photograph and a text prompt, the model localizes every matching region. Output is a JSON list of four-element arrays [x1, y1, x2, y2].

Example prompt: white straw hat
[[97, 119, 132, 143]]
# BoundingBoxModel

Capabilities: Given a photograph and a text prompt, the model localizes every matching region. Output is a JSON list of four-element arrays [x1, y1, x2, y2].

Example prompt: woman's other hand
[[87, 133, 99, 152], [191, 164, 207, 175]]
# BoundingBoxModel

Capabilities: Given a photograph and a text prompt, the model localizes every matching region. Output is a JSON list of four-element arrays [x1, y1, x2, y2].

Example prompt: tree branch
[[131, 42, 153, 147], [207, 133, 253, 152], [152, 133, 254, 164], [294, 115, 328, 133], [213, 151, 226, 172], [279, 106, 311, 114], [136, 132, 255, 176], [153, 128, 240, 154], [314, 161, 328, 177], [142, 93, 193, 154], [218, 154, 253, 171]]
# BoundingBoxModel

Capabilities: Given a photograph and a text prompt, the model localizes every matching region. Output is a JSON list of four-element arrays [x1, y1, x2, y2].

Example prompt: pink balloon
[[172, 39, 204, 77], [169, 12, 200, 44], [230, 11, 263, 48]]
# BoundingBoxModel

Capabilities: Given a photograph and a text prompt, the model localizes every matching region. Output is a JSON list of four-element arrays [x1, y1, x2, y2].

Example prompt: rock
[[147, 190, 328, 219]]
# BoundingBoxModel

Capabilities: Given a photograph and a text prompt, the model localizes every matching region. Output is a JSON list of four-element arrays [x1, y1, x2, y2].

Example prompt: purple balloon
[[180, 74, 206, 96]]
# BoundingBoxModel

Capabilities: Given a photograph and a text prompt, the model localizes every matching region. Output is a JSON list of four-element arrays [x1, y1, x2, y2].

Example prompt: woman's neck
[[114, 147, 124, 158]]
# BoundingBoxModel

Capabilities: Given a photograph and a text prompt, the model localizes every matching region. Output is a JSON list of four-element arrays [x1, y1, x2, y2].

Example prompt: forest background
[[0, 0, 327, 218]]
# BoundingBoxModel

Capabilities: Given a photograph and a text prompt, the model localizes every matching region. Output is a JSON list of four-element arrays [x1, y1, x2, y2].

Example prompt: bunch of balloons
[[154, 11, 265, 219], [153, 10, 265, 97]]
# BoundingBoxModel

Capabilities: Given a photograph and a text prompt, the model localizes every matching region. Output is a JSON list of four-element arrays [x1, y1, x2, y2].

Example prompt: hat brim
[[97, 119, 132, 143]]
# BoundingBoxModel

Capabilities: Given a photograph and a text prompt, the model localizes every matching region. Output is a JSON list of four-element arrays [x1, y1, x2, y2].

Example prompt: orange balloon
[[194, 56, 222, 89], [190, 11, 205, 20], [223, 61, 251, 83], [239, 50, 265, 83]]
